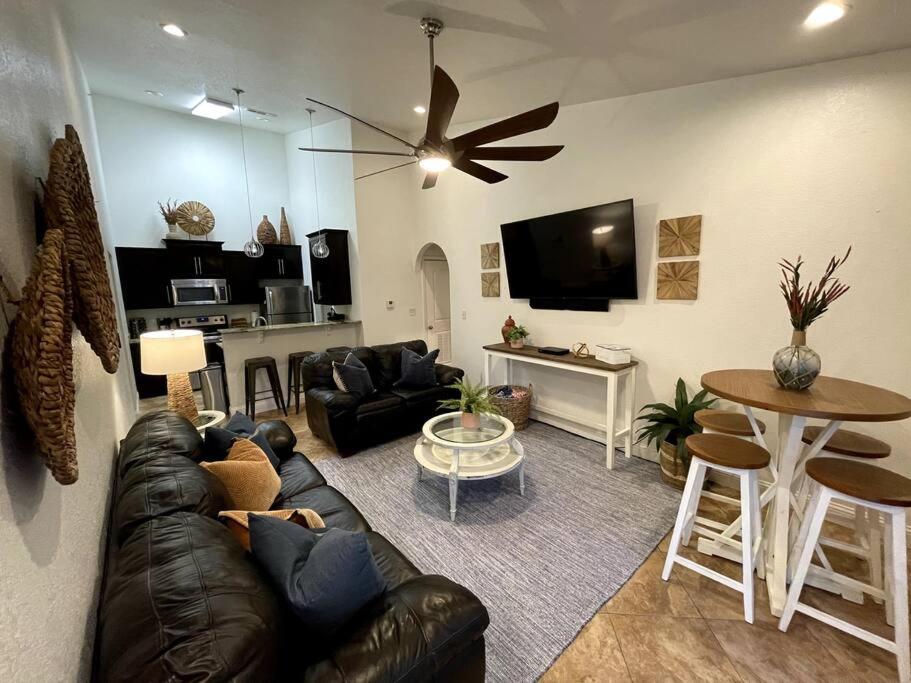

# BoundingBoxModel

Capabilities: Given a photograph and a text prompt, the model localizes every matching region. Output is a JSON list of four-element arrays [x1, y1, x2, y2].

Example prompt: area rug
[[313, 421, 679, 682]]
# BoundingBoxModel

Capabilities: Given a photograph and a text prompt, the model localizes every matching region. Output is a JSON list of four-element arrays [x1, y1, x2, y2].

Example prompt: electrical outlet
[[385, 300, 394, 310], [408, 308, 416, 316], [461, 310, 467, 320]]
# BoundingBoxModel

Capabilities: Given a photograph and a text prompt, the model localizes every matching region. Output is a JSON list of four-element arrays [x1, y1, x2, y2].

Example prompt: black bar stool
[[244, 356, 286, 420], [286, 351, 315, 414]]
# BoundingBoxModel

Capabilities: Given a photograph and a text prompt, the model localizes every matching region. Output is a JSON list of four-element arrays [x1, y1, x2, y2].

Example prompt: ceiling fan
[[299, 17, 563, 189]]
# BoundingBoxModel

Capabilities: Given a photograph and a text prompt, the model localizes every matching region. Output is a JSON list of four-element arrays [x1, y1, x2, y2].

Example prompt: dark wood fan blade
[[306, 97, 416, 150], [463, 145, 563, 161], [298, 146, 415, 157], [424, 66, 459, 147], [422, 172, 439, 190], [453, 158, 508, 184], [355, 160, 418, 181], [452, 102, 559, 151]]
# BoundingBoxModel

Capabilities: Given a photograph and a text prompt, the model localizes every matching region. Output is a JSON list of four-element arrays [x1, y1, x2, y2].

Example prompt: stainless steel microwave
[[169, 278, 229, 306]]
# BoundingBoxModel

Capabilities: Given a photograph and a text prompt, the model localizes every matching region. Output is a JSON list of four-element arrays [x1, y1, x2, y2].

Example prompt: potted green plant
[[506, 324, 529, 349], [635, 378, 717, 489], [438, 377, 500, 429]]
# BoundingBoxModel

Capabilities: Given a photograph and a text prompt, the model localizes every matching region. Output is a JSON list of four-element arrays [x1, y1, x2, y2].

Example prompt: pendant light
[[234, 87, 263, 258], [306, 108, 330, 259]]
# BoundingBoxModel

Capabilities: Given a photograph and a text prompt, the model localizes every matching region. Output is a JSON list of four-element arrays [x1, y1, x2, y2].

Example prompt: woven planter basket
[[46, 126, 120, 373], [487, 384, 532, 430], [11, 228, 78, 484]]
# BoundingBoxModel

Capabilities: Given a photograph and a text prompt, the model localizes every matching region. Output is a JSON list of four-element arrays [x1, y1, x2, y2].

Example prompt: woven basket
[[11, 227, 78, 484], [487, 384, 532, 430], [47, 126, 120, 373]]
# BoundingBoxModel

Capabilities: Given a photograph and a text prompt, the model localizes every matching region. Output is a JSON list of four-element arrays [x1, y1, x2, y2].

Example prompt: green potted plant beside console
[[635, 378, 717, 489], [506, 324, 529, 349], [439, 377, 499, 429]]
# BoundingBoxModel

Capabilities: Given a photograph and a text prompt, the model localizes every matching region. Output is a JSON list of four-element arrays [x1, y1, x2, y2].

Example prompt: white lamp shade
[[140, 330, 207, 375]]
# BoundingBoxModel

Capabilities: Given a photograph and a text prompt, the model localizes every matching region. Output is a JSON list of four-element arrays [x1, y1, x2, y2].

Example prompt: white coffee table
[[414, 412, 525, 521]]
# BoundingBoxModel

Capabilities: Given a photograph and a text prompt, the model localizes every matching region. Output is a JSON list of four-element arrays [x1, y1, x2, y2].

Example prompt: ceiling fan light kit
[[298, 17, 563, 189]]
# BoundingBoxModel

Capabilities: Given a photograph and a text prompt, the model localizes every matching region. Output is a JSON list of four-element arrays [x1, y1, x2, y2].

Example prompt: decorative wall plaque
[[657, 260, 699, 300], [481, 272, 500, 297], [658, 215, 702, 257], [481, 242, 500, 269]]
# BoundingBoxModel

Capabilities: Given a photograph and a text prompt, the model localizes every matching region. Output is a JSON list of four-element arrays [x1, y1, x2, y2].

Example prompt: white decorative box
[[595, 344, 631, 365]]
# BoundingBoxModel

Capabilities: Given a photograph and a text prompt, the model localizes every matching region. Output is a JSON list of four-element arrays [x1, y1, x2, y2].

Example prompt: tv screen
[[500, 198, 638, 301]]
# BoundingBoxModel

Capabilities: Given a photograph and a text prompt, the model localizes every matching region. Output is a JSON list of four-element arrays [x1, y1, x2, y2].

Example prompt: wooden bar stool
[[799, 427, 891, 602], [692, 409, 771, 573], [663, 433, 770, 623], [286, 351, 314, 415], [244, 356, 286, 420], [780, 457, 910, 682]]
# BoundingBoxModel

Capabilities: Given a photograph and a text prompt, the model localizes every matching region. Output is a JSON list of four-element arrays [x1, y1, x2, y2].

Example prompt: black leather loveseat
[[302, 340, 464, 454], [93, 410, 488, 682]]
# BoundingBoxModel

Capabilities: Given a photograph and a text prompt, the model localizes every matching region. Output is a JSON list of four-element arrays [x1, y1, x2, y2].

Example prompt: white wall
[[354, 48, 911, 476], [286, 119, 361, 322], [93, 95, 291, 250], [0, 2, 136, 679]]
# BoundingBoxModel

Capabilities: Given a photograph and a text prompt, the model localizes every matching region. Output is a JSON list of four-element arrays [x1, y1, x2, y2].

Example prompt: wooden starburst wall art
[[481, 242, 500, 269], [481, 272, 500, 297], [658, 215, 702, 257], [657, 261, 699, 300]]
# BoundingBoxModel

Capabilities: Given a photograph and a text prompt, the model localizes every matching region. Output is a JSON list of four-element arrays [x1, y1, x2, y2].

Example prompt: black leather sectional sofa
[[302, 339, 464, 454], [93, 410, 488, 681]]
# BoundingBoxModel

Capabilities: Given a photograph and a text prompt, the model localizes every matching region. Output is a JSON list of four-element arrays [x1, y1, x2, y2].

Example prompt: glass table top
[[429, 413, 507, 445]]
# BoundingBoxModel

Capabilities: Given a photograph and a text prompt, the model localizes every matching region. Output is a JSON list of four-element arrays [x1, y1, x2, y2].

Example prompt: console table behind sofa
[[482, 343, 638, 469]]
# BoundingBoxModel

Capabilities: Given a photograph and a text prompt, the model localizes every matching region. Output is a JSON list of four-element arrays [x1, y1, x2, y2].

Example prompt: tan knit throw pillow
[[201, 439, 281, 510], [219, 508, 326, 551]]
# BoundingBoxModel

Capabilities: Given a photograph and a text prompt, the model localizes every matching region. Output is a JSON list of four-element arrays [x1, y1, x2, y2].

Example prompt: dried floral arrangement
[[779, 247, 851, 331], [158, 199, 179, 225]]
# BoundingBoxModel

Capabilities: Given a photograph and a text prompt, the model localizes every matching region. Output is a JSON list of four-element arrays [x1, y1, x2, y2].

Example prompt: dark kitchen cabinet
[[115, 247, 171, 309], [307, 229, 351, 305], [258, 244, 303, 280], [163, 240, 224, 278], [223, 250, 263, 305]]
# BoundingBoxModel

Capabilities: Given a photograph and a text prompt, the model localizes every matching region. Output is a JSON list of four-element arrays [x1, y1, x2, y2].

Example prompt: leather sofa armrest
[[304, 575, 489, 682], [434, 364, 464, 387], [306, 388, 360, 417], [255, 420, 298, 461]]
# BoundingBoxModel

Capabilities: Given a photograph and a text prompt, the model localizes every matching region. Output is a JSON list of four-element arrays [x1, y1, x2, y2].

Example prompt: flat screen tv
[[500, 198, 638, 310]]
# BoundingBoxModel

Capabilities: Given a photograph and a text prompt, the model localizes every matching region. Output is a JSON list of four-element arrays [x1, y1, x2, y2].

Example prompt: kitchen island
[[219, 320, 362, 413]]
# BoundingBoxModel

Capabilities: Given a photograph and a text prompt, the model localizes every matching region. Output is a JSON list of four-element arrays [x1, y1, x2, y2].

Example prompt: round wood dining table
[[701, 369, 911, 616]]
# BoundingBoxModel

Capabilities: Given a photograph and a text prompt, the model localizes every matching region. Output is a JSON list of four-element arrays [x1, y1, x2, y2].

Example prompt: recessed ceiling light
[[413, 105, 427, 114], [191, 96, 234, 119], [144, 90, 164, 97], [592, 225, 614, 235], [160, 23, 187, 37], [804, 2, 847, 28]]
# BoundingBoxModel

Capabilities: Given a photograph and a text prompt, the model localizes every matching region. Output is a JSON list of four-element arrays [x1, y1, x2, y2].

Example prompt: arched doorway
[[416, 243, 451, 363]]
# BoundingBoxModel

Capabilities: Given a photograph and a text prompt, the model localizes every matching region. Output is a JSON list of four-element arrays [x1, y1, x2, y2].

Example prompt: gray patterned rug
[[314, 421, 679, 682]]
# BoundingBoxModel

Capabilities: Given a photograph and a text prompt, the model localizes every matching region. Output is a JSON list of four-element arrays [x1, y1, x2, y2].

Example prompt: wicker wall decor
[[658, 215, 702, 257], [11, 228, 78, 484], [175, 200, 215, 236], [257, 214, 278, 244], [480, 242, 500, 269], [481, 272, 500, 297], [656, 260, 699, 300], [47, 125, 120, 373]]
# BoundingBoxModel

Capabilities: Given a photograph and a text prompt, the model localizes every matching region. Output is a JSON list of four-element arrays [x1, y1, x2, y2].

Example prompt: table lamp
[[140, 329, 207, 422]]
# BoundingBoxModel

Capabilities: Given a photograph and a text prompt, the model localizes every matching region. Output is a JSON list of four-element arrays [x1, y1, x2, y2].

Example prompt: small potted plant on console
[[439, 377, 499, 429], [506, 324, 529, 349]]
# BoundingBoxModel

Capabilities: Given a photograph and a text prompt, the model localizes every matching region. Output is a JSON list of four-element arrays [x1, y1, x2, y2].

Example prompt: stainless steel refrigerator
[[263, 285, 314, 325]]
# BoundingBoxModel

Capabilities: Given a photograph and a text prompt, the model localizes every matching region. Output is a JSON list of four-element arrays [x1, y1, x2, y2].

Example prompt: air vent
[[246, 107, 277, 118]]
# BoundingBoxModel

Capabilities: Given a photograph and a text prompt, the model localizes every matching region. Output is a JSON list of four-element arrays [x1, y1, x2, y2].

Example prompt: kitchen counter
[[218, 320, 360, 335]]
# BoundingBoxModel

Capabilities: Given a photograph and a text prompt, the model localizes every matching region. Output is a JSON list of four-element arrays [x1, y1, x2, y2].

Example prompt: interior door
[[422, 258, 451, 363]]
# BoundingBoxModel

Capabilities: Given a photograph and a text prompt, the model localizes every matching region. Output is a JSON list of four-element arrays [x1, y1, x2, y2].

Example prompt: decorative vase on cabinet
[[257, 215, 277, 244], [772, 329, 821, 391]]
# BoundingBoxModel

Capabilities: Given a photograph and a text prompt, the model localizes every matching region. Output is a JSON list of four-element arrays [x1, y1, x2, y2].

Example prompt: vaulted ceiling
[[60, 0, 911, 134]]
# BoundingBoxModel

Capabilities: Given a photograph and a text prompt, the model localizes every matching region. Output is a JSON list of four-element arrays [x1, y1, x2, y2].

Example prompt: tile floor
[[146, 399, 907, 681]]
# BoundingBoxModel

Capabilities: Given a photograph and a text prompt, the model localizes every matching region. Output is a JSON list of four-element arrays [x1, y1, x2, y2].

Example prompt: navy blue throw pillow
[[203, 424, 280, 471], [225, 411, 256, 435], [249, 517, 386, 636], [332, 353, 375, 398], [250, 427, 281, 471], [394, 348, 439, 388]]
